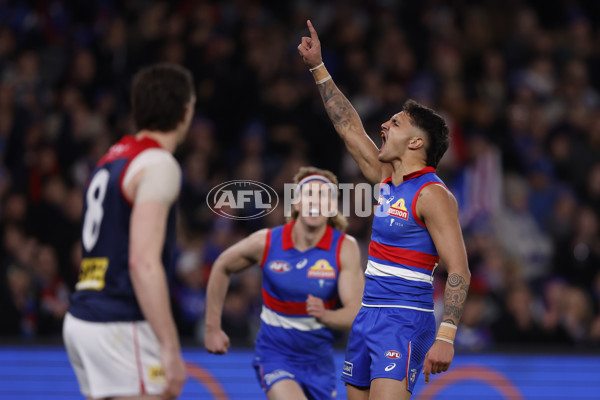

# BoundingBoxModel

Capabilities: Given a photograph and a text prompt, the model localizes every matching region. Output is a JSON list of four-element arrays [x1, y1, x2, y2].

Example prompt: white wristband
[[435, 337, 454, 345], [309, 62, 324, 72], [316, 75, 332, 85]]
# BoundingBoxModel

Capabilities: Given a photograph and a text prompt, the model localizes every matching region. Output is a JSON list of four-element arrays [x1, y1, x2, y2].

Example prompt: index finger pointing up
[[307, 20, 319, 40]]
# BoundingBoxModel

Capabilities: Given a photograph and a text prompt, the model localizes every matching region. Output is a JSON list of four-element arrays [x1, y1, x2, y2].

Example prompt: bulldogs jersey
[[363, 167, 445, 311], [255, 221, 345, 362], [69, 136, 177, 322]]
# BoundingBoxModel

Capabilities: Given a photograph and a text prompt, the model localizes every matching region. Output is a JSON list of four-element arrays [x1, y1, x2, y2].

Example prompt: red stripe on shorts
[[133, 323, 146, 394]]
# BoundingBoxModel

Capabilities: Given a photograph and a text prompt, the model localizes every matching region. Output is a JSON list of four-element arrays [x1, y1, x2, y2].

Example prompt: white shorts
[[63, 312, 166, 398]]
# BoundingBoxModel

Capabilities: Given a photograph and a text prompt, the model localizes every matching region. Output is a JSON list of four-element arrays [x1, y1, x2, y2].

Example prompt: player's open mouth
[[381, 132, 387, 150]]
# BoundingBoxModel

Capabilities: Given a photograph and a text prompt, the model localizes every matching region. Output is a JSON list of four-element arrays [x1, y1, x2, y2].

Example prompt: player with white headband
[[205, 166, 365, 400]]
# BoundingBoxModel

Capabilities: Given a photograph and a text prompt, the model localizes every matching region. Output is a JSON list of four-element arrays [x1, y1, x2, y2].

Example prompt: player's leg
[[369, 378, 411, 400], [346, 383, 369, 400], [267, 379, 308, 400]]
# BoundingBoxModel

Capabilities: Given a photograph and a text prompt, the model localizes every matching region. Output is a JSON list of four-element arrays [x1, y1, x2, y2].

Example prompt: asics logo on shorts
[[385, 363, 396, 372]]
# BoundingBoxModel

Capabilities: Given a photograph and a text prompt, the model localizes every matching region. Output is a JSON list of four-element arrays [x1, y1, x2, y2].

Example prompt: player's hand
[[423, 340, 454, 384], [160, 347, 186, 400], [306, 294, 327, 321], [298, 20, 323, 68], [204, 327, 230, 355]]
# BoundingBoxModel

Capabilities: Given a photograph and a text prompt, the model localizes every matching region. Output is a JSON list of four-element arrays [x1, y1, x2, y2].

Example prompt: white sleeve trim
[[122, 148, 181, 205], [122, 148, 175, 188]]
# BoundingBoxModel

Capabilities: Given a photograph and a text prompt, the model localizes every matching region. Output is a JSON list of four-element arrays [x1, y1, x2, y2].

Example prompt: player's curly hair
[[402, 99, 449, 168], [287, 166, 348, 232]]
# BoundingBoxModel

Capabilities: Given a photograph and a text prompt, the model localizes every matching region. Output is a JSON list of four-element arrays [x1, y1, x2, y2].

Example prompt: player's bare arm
[[298, 20, 390, 184], [128, 155, 186, 399], [416, 184, 470, 384], [204, 229, 268, 354], [306, 235, 364, 330]]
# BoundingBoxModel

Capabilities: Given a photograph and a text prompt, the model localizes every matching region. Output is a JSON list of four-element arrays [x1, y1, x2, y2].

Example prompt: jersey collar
[[382, 166, 436, 185], [98, 135, 163, 166], [282, 220, 333, 251]]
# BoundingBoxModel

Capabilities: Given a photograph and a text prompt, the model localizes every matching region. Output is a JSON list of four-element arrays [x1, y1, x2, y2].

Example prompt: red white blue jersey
[[68, 136, 177, 322], [255, 221, 345, 362], [363, 167, 445, 311]]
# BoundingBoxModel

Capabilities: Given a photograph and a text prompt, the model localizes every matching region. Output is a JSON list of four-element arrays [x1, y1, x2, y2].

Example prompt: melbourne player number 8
[[82, 169, 110, 252]]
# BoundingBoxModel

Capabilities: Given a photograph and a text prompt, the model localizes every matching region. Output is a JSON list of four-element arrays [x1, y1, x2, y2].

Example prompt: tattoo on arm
[[442, 273, 470, 326], [317, 80, 357, 133]]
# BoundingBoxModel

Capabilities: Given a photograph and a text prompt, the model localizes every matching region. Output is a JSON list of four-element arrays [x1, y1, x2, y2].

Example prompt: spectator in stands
[[0, 0, 598, 350]]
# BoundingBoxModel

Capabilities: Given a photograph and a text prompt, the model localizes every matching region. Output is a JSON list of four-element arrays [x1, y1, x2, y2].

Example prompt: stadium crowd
[[0, 0, 599, 351]]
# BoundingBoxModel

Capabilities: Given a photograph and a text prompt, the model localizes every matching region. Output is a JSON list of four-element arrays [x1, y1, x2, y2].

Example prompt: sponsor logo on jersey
[[342, 361, 353, 376], [307, 259, 336, 279], [296, 258, 308, 269], [387, 198, 408, 220], [75, 257, 109, 291], [385, 363, 396, 372], [269, 260, 292, 273], [264, 369, 294, 386], [385, 350, 401, 359]]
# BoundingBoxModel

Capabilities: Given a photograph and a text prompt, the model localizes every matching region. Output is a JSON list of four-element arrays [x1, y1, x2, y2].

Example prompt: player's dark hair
[[131, 63, 195, 132], [402, 99, 449, 168]]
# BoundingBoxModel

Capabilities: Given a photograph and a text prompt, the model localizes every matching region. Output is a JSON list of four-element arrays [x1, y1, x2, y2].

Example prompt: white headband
[[294, 174, 337, 198]]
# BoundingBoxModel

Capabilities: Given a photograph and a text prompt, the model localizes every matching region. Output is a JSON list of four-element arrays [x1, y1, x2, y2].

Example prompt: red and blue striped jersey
[[68, 135, 177, 322], [255, 221, 345, 361], [364, 167, 445, 311]]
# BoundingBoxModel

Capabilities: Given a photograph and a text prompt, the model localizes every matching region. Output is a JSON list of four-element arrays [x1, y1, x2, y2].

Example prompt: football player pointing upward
[[298, 21, 471, 400]]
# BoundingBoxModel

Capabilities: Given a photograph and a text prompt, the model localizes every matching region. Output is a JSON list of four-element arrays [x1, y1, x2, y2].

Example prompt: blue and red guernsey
[[255, 221, 345, 361], [68, 135, 177, 322], [363, 167, 445, 311]]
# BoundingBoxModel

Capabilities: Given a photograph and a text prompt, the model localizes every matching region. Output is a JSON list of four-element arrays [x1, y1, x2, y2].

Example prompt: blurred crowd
[[0, 0, 599, 351]]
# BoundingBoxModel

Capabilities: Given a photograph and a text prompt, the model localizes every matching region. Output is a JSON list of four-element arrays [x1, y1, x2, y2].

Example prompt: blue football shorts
[[253, 353, 336, 400], [341, 306, 436, 393]]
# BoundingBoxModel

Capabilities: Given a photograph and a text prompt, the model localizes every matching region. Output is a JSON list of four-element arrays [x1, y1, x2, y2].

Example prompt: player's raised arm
[[306, 235, 364, 330], [204, 229, 268, 354], [298, 20, 390, 184], [416, 184, 471, 384]]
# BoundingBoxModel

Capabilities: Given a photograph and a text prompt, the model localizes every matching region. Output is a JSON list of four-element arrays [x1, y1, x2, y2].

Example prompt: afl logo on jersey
[[269, 261, 292, 273], [387, 198, 408, 220], [385, 350, 402, 359], [307, 259, 336, 279]]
